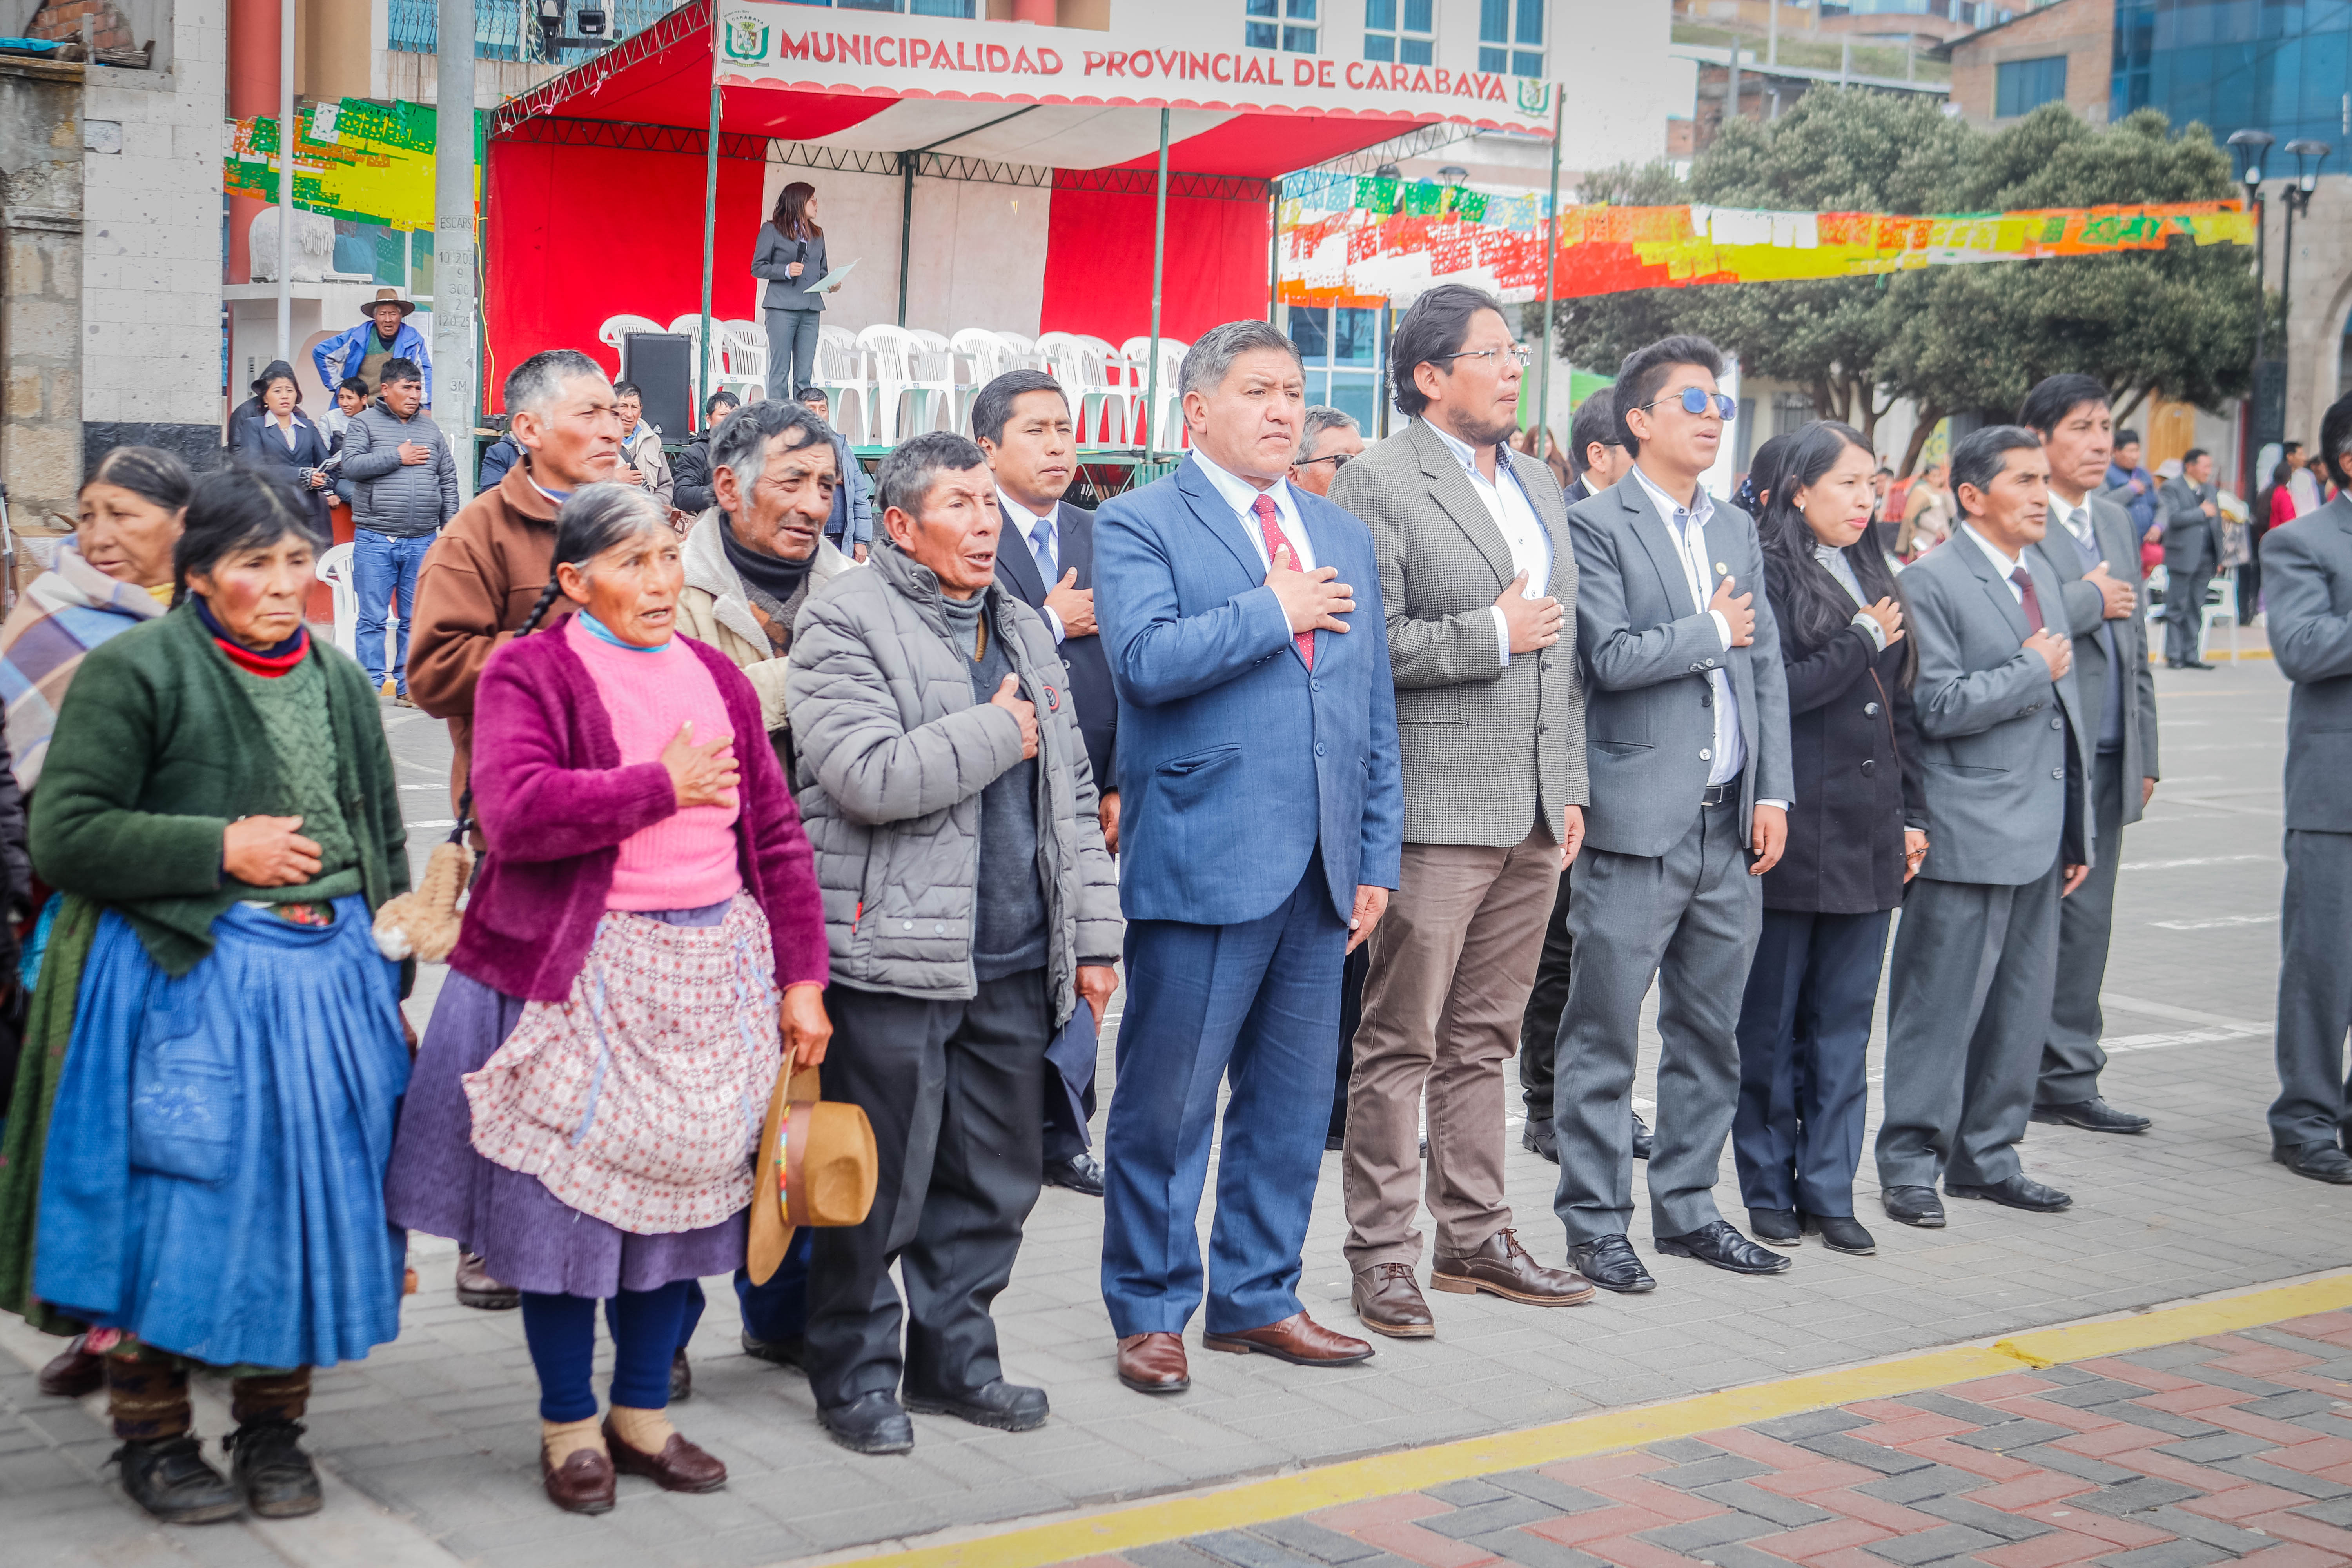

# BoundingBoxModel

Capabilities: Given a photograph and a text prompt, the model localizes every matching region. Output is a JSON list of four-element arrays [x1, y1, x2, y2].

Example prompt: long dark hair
[[514, 483, 673, 637], [771, 181, 820, 241], [172, 465, 317, 606], [1758, 420, 1915, 687]]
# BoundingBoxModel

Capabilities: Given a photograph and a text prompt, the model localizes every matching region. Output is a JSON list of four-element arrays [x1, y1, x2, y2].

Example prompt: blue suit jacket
[[1094, 457, 1403, 927]]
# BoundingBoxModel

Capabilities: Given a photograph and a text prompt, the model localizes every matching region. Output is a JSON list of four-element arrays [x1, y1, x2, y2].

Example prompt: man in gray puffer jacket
[[785, 430, 1121, 1457], [339, 356, 457, 702]]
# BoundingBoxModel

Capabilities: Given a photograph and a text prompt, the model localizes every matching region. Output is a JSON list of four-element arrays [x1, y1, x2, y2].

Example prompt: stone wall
[[1, 54, 85, 532]]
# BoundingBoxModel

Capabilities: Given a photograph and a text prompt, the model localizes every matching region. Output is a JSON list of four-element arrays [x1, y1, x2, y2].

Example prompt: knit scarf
[[719, 514, 816, 604], [194, 595, 309, 678]]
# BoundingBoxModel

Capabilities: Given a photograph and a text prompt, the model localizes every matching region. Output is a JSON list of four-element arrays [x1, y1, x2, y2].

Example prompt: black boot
[[116, 1435, 245, 1525], [225, 1419, 324, 1518]]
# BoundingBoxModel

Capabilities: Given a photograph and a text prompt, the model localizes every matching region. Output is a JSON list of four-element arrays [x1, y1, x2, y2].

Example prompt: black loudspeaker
[[621, 333, 693, 440]]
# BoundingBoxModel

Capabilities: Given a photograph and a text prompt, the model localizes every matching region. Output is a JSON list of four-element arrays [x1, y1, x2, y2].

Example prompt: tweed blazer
[[2040, 491, 2160, 818], [2263, 494, 2352, 832], [1329, 418, 1586, 847]]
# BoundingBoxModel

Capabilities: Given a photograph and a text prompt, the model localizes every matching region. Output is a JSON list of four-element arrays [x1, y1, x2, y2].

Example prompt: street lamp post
[[2229, 129, 2278, 475], [2279, 141, 2332, 429]]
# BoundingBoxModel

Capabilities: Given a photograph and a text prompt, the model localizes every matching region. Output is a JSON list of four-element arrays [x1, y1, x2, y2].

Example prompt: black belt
[[1699, 773, 1743, 808]]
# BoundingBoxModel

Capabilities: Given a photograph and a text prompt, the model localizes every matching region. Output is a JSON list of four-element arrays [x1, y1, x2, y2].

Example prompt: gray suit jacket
[[1566, 474, 1792, 857], [2040, 491, 2161, 822], [2159, 476, 2220, 574], [1329, 419, 1588, 847], [2262, 495, 2352, 832], [1903, 530, 2093, 885]]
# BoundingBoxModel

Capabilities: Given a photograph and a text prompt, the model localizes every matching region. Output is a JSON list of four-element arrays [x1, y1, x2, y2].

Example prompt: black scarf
[[720, 513, 816, 604]]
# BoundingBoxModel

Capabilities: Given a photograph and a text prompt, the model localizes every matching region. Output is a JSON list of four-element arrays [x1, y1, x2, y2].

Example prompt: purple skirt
[[384, 968, 746, 1297]]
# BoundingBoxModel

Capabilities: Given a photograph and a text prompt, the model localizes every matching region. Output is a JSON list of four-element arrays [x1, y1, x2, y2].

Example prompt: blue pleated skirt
[[33, 897, 410, 1368]]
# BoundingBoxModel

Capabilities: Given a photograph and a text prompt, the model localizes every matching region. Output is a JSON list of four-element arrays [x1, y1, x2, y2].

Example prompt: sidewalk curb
[[820, 1269, 2352, 1568]]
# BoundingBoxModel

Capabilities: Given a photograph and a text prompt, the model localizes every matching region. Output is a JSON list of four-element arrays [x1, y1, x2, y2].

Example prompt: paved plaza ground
[[5, 648, 2348, 1568]]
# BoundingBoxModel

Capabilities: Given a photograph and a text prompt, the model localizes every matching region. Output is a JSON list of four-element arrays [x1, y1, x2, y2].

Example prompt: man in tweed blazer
[[1327, 286, 1595, 1338]]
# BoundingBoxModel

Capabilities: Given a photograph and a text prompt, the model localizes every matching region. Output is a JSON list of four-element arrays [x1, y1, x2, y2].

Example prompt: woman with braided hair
[[384, 483, 829, 1516]]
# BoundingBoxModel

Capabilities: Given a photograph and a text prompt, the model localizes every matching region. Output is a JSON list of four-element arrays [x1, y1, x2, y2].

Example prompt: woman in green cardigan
[[9, 465, 410, 1526]]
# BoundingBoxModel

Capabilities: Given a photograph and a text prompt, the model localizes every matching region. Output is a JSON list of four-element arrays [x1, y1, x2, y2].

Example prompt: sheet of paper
[[805, 259, 856, 296]]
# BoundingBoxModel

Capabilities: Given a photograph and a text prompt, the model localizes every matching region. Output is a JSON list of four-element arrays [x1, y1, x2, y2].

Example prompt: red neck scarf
[[194, 597, 309, 679]]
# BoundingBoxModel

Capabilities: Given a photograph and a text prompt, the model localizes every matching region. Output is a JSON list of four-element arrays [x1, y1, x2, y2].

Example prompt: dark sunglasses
[[1637, 386, 1737, 421], [1294, 451, 1354, 469]]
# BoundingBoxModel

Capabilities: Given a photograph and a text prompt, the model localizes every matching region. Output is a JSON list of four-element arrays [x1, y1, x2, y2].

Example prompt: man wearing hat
[[314, 287, 434, 408]]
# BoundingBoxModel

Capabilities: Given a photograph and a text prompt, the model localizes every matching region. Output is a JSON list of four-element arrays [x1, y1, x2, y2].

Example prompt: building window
[[1366, 0, 1434, 64], [1995, 54, 2068, 117], [1248, 0, 1318, 51], [1477, 0, 1542, 78]]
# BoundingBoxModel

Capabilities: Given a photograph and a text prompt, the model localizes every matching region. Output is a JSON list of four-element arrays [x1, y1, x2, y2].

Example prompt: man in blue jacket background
[[313, 287, 434, 407]]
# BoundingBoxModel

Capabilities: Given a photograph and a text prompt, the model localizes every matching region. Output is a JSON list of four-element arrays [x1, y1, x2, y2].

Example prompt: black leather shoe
[[2031, 1098, 2152, 1134], [1631, 1111, 1654, 1160], [1045, 1153, 1105, 1197], [1947, 1174, 2073, 1212], [1805, 1214, 1877, 1254], [2276, 1141, 2352, 1184], [904, 1378, 1049, 1432], [1748, 1207, 1801, 1246], [1567, 1233, 1656, 1294], [1656, 1220, 1792, 1275], [2185, 658, 2217, 670], [741, 1331, 804, 1368], [1882, 1185, 1945, 1227], [670, 1348, 693, 1403], [224, 1419, 322, 1519], [820, 1392, 915, 1455], [1521, 1122, 1559, 1164], [116, 1435, 244, 1524]]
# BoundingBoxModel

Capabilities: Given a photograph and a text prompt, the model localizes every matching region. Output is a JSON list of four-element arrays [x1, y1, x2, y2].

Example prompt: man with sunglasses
[[1548, 334, 1794, 1292], [1327, 284, 1594, 1339], [1289, 407, 1365, 498]]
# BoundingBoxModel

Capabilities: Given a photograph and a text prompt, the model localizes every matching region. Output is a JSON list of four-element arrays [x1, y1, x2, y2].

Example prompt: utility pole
[[436, 0, 477, 501], [1767, 0, 1777, 67], [1535, 85, 1563, 445], [275, 0, 292, 361]]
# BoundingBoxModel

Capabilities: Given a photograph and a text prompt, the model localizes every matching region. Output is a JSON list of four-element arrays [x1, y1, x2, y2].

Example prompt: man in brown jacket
[[408, 348, 623, 802]]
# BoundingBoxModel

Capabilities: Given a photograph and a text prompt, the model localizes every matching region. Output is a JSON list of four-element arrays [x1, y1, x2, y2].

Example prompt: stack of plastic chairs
[[858, 324, 958, 446], [1118, 336, 1191, 451], [815, 325, 875, 445], [1036, 332, 1132, 446]]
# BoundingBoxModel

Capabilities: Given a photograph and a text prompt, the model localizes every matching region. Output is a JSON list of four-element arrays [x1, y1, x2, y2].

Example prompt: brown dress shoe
[[602, 1416, 727, 1493], [1203, 1312, 1373, 1367], [454, 1251, 519, 1310], [38, 1333, 105, 1399], [1116, 1332, 1190, 1394], [540, 1445, 616, 1515], [1432, 1228, 1596, 1307], [1351, 1262, 1435, 1339]]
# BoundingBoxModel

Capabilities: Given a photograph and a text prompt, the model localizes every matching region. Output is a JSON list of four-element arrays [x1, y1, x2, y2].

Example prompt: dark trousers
[[1330, 942, 1370, 1141], [1044, 1056, 1093, 1166], [805, 970, 1049, 1410], [2271, 828, 2352, 1149], [1517, 866, 1573, 1121], [1732, 907, 1892, 1217], [2040, 750, 2126, 1105], [2165, 560, 2214, 663]]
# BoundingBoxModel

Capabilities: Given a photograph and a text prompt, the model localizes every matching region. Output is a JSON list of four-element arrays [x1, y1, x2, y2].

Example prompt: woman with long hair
[[229, 363, 333, 540], [753, 181, 829, 401], [1732, 421, 1926, 1259]]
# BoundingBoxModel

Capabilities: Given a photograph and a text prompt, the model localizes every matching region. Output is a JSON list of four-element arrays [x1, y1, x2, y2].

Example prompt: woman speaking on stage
[[753, 182, 827, 401]]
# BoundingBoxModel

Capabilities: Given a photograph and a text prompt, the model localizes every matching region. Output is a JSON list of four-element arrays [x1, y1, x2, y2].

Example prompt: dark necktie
[[2010, 567, 2045, 635]]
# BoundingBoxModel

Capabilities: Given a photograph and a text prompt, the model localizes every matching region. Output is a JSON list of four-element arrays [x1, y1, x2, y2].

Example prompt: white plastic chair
[[316, 542, 398, 671], [951, 328, 1016, 433], [717, 319, 768, 407], [859, 324, 957, 445], [1119, 336, 1191, 450], [1037, 332, 1131, 446], [995, 330, 1046, 371], [2202, 566, 2240, 663], [816, 325, 874, 444], [597, 313, 664, 350]]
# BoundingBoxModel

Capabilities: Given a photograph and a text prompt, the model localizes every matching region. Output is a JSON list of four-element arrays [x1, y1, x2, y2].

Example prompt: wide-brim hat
[[362, 287, 417, 318], [746, 1064, 878, 1285]]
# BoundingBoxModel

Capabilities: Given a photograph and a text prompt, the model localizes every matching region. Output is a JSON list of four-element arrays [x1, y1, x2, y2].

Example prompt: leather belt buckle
[[1699, 774, 1743, 808]]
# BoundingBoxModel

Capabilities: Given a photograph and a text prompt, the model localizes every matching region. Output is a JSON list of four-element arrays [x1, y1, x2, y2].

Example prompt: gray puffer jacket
[[784, 539, 1121, 1020], [339, 403, 459, 538]]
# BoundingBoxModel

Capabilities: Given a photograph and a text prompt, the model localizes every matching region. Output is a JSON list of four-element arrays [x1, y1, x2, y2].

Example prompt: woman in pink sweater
[[386, 485, 829, 1516]]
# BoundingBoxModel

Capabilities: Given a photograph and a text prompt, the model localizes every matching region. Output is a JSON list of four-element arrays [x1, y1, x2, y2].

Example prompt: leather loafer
[[1748, 1207, 1802, 1246], [1804, 1214, 1877, 1254], [1882, 1185, 1945, 1227], [1656, 1220, 1792, 1275], [454, 1250, 519, 1311], [670, 1349, 692, 1403], [819, 1391, 916, 1455], [1116, 1331, 1190, 1394], [1521, 1122, 1559, 1164], [741, 1331, 804, 1369], [1352, 1261, 1436, 1338], [1203, 1311, 1373, 1367], [1432, 1228, 1594, 1306], [2031, 1097, 2152, 1134], [540, 1444, 617, 1515], [2276, 1141, 2352, 1184], [1631, 1110, 1654, 1161], [38, 1333, 105, 1399], [1044, 1153, 1105, 1197], [905, 1378, 1049, 1431], [1567, 1233, 1655, 1294], [603, 1415, 728, 1491], [1947, 1173, 2073, 1212]]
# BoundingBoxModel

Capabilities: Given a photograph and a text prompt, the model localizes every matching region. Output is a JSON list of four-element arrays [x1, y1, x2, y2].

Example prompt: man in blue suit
[[1094, 319, 1405, 1396]]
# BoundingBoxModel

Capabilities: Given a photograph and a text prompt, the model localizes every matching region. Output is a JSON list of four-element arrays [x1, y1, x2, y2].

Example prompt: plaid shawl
[[0, 545, 168, 793]]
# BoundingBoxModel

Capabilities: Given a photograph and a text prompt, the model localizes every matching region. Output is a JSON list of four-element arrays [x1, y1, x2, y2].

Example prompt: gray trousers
[[1553, 799, 1760, 1244], [2040, 749, 2125, 1106], [1876, 861, 2061, 1190], [2164, 561, 2213, 664], [2270, 828, 2352, 1149]]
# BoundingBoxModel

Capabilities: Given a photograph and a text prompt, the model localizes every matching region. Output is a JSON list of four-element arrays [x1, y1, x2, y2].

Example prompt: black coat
[[673, 432, 716, 515], [232, 410, 335, 540], [992, 497, 1117, 793], [1760, 561, 1926, 915]]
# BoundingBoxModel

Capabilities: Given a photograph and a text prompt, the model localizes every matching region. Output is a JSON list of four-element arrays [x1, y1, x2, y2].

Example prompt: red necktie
[[2010, 567, 2045, 635], [1253, 493, 1314, 669]]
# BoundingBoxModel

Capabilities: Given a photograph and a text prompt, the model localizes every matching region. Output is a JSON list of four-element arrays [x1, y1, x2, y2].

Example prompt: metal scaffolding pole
[[1144, 108, 1169, 460], [274, 0, 292, 361], [435, 0, 477, 499], [698, 72, 720, 414], [1535, 87, 1564, 449]]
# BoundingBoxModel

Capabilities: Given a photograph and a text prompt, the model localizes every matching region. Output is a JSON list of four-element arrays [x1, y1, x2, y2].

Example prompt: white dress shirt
[[1189, 449, 1318, 651], [1629, 463, 1748, 788], [1959, 522, 2028, 604], [1815, 541, 1889, 652], [1424, 419, 1552, 669], [998, 486, 1066, 644]]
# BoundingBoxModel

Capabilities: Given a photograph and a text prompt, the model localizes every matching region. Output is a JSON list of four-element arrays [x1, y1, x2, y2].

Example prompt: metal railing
[[386, 0, 687, 64]]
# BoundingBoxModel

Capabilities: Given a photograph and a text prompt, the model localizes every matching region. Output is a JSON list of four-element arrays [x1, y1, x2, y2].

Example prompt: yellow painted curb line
[[839, 1274, 2352, 1568]]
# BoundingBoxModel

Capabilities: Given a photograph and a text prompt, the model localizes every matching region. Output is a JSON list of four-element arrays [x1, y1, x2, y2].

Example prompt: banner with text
[[225, 98, 444, 231]]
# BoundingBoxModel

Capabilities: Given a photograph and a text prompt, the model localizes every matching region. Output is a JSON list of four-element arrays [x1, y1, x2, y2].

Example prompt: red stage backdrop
[[1040, 180, 1272, 347]]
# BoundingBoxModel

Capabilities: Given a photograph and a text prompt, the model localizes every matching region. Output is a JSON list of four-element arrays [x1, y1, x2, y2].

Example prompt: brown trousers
[[1342, 824, 1561, 1270]]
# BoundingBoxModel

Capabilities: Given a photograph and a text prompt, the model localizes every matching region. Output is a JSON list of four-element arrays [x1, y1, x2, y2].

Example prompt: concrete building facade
[[1943, 0, 2113, 127]]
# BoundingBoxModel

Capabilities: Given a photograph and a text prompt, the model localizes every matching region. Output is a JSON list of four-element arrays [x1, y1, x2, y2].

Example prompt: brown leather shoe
[[1203, 1312, 1374, 1367], [602, 1416, 727, 1494], [1351, 1262, 1436, 1339], [38, 1333, 105, 1399], [1431, 1228, 1596, 1307], [1116, 1332, 1190, 1394], [454, 1251, 519, 1311], [540, 1445, 616, 1515]]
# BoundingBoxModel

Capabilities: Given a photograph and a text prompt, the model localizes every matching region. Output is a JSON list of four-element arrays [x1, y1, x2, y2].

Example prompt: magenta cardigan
[[450, 626, 830, 1002]]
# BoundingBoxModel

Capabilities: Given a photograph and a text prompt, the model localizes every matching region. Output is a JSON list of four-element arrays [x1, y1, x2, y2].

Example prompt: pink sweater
[[564, 616, 744, 911]]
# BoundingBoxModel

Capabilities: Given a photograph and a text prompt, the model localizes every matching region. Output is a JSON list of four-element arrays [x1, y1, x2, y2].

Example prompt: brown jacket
[[408, 461, 568, 797]]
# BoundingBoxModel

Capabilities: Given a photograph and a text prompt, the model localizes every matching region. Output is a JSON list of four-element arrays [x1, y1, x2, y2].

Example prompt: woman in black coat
[[1733, 421, 1927, 1258], [229, 361, 334, 541]]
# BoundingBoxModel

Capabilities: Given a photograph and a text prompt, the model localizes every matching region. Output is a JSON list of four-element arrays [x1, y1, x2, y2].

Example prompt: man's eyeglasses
[[1431, 346, 1534, 369], [1294, 451, 1354, 470], [1637, 386, 1738, 421]]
